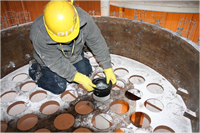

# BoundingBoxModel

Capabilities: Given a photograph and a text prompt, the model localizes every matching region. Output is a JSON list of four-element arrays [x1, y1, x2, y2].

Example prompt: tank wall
[[93, 17, 199, 132], [1, 23, 34, 78], [1, 17, 199, 132]]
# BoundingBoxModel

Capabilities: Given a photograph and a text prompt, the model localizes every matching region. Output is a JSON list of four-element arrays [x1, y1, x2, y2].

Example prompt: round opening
[[1, 91, 17, 103], [73, 128, 92, 132], [89, 56, 98, 66], [112, 79, 125, 90], [30, 90, 47, 102], [113, 128, 124, 132], [135, 128, 152, 133], [130, 112, 151, 128], [40, 101, 60, 115], [92, 113, 113, 130], [110, 100, 129, 114], [113, 128, 132, 132], [7, 101, 26, 116], [12, 73, 28, 83], [111, 62, 114, 67], [75, 101, 94, 115], [144, 98, 164, 112], [154, 125, 175, 132], [34, 128, 51, 132], [93, 72, 105, 79], [17, 114, 38, 131], [61, 91, 77, 102], [54, 113, 75, 130], [1, 121, 8, 132], [78, 84, 87, 91], [125, 89, 142, 101], [114, 68, 129, 77], [147, 83, 164, 94], [129, 75, 145, 84], [20, 81, 37, 91]]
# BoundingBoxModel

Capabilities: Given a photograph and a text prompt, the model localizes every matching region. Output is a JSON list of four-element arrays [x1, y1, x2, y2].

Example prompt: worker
[[29, 0, 117, 94]]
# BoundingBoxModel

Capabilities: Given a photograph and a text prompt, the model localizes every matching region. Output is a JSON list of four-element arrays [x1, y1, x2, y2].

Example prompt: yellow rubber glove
[[73, 72, 96, 92], [104, 68, 117, 85]]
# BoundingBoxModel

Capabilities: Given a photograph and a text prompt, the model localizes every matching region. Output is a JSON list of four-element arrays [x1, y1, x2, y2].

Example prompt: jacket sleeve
[[85, 15, 112, 69], [30, 29, 77, 82]]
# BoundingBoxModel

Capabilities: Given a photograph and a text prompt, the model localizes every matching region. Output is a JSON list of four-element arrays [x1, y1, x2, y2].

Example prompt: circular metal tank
[[1, 17, 199, 132]]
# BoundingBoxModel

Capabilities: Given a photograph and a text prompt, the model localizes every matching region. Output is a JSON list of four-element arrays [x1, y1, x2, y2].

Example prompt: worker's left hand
[[103, 68, 117, 85]]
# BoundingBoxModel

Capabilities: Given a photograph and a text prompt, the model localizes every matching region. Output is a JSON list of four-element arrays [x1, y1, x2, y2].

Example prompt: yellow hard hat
[[43, 0, 80, 43]]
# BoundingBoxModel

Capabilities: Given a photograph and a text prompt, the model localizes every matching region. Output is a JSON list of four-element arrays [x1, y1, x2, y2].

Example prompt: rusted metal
[[1, 17, 199, 132]]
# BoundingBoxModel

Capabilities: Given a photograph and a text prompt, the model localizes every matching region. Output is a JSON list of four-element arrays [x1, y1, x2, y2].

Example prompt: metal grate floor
[[0, 52, 192, 132]]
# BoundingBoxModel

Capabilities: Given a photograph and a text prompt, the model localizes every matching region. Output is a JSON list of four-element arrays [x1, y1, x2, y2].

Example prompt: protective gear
[[30, 6, 112, 82], [73, 72, 96, 91], [104, 68, 117, 84], [43, 0, 80, 43]]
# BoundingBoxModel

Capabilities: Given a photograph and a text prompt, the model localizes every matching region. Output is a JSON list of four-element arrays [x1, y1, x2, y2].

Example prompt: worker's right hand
[[73, 72, 96, 92]]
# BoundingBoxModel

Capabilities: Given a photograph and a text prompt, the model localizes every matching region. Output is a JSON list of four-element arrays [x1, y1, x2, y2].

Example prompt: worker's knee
[[30, 65, 67, 95], [28, 61, 38, 81]]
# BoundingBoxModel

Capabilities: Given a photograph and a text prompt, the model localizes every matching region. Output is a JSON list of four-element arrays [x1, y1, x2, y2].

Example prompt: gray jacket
[[30, 7, 111, 82]]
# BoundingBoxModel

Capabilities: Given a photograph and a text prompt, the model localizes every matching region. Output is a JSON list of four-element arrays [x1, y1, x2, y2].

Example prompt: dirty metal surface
[[1, 23, 34, 78], [1, 17, 199, 131], [1, 52, 192, 132], [93, 17, 199, 132]]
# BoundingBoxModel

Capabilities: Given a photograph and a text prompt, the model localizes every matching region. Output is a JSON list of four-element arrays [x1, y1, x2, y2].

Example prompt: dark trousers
[[29, 54, 92, 94]]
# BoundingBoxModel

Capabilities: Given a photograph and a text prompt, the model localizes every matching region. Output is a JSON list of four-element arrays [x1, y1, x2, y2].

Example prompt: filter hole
[[125, 89, 142, 101], [112, 79, 125, 90], [7, 101, 26, 116], [93, 72, 105, 79], [40, 101, 60, 115], [61, 91, 77, 102], [1, 121, 8, 132], [75, 101, 94, 115], [54, 113, 75, 130], [17, 114, 38, 131], [89, 56, 98, 66], [154, 125, 175, 133], [73, 128, 92, 132], [92, 113, 113, 129], [113, 128, 124, 132], [129, 75, 145, 85], [110, 100, 129, 114], [12, 73, 28, 83], [114, 68, 129, 77], [144, 98, 164, 112], [130, 112, 151, 128], [20, 81, 37, 92], [34, 128, 50, 132], [147, 83, 164, 94], [30, 90, 47, 102], [1, 91, 17, 103]]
